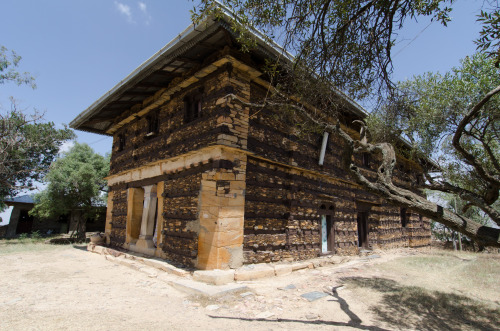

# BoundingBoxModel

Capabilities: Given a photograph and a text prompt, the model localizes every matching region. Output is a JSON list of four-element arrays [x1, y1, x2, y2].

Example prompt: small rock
[[240, 291, 254, 298], [301, 291, 329, 302], [206, 305, 220, 311], [278, 284, 296, 290], [306, 314, 318, 320]]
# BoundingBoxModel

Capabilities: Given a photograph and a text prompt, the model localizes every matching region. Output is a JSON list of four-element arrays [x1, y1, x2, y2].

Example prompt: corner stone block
[[217, 217, 244, 232], [216, 230, 243, 248], [234, 264, 275, 281], [193, 269, 235, 285]]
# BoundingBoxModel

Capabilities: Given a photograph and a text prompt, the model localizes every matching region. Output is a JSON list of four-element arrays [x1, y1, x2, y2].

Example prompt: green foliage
[[0, 46, 36, 88], [475, 4, 500, 66], [0, 105, 75, 208], [30, 230, 41, 240], [194, 0, 455, 99], [31, 143, 109, 227], [369, 53, 499, 198]]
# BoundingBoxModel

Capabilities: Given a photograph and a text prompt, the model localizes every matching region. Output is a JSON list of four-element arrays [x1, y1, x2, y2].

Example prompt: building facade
[[71, 13, 430, 270]]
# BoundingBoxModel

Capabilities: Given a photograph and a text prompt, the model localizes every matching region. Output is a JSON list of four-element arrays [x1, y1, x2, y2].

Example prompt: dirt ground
[[0, 242, 498, 331]]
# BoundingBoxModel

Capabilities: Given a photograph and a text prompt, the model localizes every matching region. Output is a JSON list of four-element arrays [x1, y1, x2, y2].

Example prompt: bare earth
[[0, 243, 498, 331]]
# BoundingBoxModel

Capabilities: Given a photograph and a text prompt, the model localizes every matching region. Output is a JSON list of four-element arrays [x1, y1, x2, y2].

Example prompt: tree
[[0, 46, 36, 88], [369, 53, 499, 229], [1, 46, 74, 207], [30, 143, 109, 241], [194, 1, 500, 247]]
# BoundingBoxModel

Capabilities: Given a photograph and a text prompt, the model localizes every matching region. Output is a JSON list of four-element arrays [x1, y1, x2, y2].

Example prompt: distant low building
[[1, 195, 106, 238]]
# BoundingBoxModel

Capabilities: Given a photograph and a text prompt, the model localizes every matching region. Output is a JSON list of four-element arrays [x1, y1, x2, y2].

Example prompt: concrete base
[[129, 238, 156, 256]]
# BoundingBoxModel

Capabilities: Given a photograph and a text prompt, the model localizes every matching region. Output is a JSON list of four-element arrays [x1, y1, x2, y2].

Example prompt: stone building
[[70, 11, 431, 270]]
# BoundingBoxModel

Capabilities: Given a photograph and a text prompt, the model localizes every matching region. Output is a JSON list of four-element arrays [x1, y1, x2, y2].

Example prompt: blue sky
[[0, 0, 488, 223], [0, 0, 485, 155]]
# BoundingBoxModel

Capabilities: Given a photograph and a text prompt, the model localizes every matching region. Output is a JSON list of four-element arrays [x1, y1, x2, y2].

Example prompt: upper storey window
[[146, 110, 159, 137], [184, 89, 203, 124], [117, 133, 126, 152]]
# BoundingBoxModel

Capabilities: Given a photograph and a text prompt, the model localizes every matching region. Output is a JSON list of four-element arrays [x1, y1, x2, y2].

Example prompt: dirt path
[[0, 244, 498, 330]]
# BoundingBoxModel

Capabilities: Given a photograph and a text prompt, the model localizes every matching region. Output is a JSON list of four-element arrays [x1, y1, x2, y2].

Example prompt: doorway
[[357, 211, 369, 248], [320, 204, 335, 254]]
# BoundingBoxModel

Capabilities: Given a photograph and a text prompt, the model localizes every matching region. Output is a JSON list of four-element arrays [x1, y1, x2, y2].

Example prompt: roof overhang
[[70, 7, 367, 135]]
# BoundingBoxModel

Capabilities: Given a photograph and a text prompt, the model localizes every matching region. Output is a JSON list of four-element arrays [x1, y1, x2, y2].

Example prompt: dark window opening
[[362, 153, 371, 167], [184, 90, 203, 123], [146, 111, 159, 137], [401, 208, 408, 227], [419, 214, 424, 228], [118, 133, 126, 152]]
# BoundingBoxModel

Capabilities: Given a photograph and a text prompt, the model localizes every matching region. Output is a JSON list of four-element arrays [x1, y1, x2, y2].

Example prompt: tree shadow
[[341, 277, 500, 331], [208, 315, 390, 330], [209, 283, 390, 330]]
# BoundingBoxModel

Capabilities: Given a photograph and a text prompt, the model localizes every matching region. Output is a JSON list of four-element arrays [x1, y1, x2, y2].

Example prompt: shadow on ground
[[209, 283, 390, 330], [342, 277, 500, 331]]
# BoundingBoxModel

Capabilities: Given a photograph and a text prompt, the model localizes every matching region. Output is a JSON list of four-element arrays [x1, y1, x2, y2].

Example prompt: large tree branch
[[422, 179, 500, 226], [452, 85, 500, 187]]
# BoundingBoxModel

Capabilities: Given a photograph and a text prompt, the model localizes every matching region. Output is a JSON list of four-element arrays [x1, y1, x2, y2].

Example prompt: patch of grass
[[344, 277, 500, 331], [0, 236, 62, 254], [373, 251, 500, 302]]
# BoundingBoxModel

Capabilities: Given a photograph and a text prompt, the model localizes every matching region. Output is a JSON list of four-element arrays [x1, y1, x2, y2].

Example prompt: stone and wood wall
[[104, 52, 431, 270]]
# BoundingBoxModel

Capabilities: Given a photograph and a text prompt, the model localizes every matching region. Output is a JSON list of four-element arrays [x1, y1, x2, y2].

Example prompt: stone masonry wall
[[109, 66, 235, 175], [244, 82, 430, 263]]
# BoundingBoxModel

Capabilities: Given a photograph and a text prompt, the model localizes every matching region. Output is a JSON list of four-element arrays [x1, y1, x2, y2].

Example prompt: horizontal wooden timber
[[162, 245, 197, 258], [110, 108, 232, 161], [109, 223, 126, 229], [106, 145, 245, 187], [161, 230, 197, 239]]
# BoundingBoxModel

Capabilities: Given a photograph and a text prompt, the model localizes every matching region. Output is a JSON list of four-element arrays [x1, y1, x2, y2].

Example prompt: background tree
[[194, 1, 500, 247], [30, 143, 109, 241], [0, 46, 74, 207], [0, 45, 36, 88], [369, 53, 499, 231]]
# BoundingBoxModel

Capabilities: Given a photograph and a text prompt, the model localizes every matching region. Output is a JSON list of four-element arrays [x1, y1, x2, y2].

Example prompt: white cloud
[[138, 2, 147, 13], [114, 1, 134, 23], [137, 1, 152, 25]]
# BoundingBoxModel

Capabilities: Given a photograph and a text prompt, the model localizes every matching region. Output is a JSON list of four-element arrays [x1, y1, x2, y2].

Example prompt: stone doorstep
[[88, 243, 356, 286], [87, 243, 189, 278]]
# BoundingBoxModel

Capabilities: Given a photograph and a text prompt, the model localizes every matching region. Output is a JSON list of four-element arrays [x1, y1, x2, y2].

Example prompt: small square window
[[184, 90, 203, 123], [362, 152, 371, 167], [146, 110, 159, 137]]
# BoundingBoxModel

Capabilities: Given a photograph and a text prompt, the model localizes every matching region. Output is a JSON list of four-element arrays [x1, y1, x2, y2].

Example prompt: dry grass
[[342, 250, 500, 331], [374, 250, 500, 302], [0, 237, 66, 255]]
